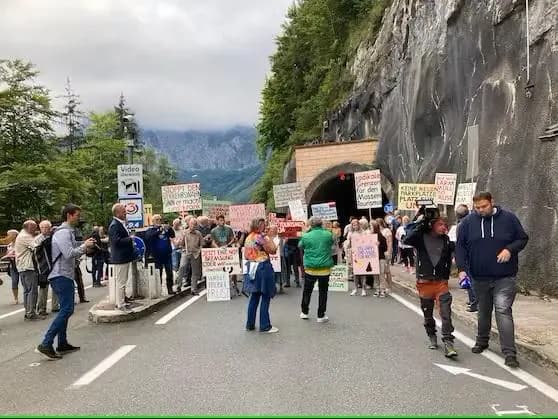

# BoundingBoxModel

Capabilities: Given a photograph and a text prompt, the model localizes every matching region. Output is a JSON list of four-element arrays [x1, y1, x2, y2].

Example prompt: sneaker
[[428, 335, 438, 349], [35, 344, 62, 360], [317, 316, 329, 323], [350, 289, 358, 296], [56, 343, 80, 354], [373, 291, 380, 297], [361, 290, 367, 297], [505, 356, 520, 368], [299, 312, 309, 320], [466, 305, 478, 312], [379, 292, 386, 298], [24, 314, 42, 321], [471, 343, 489, 354], [444, 342, 458, 358], [366, 285, 372, 290], [262, 326, 279, 334]]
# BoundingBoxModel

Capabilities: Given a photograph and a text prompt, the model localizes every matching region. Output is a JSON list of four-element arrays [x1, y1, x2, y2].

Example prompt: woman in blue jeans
[[243, 218, 278, 333]]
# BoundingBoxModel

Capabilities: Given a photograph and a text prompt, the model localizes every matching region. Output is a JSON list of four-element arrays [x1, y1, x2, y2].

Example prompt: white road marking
[[70, 345, 136, 387], [391, 292, 558, 404], [490, 404, 536, 416], [435, 363, 527, 391], [155, 290, 207, 325], [0, 284, 93, 320]]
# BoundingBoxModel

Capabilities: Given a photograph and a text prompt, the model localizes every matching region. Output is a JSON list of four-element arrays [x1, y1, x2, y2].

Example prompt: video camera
[[414, 198, 440, 227]]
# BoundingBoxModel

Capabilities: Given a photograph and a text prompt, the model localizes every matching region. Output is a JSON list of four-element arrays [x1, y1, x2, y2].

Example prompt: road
[[1, 273, 558, 415]]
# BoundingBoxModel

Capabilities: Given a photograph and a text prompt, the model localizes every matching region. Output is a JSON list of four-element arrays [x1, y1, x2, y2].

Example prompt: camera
[[415, 198, 440, 227]]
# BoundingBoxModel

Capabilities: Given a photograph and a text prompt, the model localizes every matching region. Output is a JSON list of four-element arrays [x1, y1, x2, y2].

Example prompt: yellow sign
[[144, 204, 153, 226], [397, 183, 436, 210]]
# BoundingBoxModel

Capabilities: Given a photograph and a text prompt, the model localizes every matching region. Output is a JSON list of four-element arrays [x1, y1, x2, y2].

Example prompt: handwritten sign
[[313, 264, 349, 292], [202, 200, 231, 220], [161, 183, 202, 213], [435, 173, 457, 205], [311, 202, 338, 221], [270, 253, 281, 273], [289, 199, 307, 222], [229, 204, 266, 231], [273, 183, 305, 208], [454, 182, 477, 209], [206, 271, 231, 302], [398, 183, 437, 211], [354, 170, 382, 209], [277, 220, 306, 238], [351, 233, 380, 275], [201, 247, 240, 275]]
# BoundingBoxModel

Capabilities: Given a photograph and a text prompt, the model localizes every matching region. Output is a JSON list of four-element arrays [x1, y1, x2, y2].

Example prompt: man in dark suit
[[108, 203, 135, 311]]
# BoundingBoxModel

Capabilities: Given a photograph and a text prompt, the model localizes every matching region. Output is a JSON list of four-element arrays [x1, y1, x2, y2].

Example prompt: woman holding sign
[[243, 218, 278, 333]]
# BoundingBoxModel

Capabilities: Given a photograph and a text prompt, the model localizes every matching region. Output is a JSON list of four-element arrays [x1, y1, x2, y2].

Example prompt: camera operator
[[145, 214, 176, 295], [403, 204, 457, 358]]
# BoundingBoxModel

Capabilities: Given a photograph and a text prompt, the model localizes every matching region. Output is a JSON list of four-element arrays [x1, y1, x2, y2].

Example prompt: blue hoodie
[[455, 206, 528, 280]]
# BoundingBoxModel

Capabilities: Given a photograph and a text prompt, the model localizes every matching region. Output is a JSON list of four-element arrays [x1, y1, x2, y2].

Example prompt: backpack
[[32, 236, 61, 280]]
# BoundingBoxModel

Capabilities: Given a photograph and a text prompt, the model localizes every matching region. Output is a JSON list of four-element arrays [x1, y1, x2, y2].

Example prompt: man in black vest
[[404, 212, 457, 358], [108, 203, 135, 311]]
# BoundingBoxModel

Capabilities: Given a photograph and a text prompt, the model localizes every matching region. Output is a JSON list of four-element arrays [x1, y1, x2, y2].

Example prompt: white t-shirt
[[448, 225, 457, 243]]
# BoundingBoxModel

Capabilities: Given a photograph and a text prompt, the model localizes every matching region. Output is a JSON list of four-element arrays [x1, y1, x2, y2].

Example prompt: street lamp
[[123, 114, 135, 164]]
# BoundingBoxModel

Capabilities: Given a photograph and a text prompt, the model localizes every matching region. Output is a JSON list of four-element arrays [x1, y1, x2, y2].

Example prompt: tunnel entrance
[[308, 172, 389, 228]]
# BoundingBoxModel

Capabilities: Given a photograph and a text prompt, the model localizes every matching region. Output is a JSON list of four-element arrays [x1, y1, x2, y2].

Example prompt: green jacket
[[299, 227, 334, 269]]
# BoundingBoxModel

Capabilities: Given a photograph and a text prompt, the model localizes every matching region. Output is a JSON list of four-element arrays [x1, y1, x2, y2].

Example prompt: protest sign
[[229, 204, 266, 231], [311, 202, 338, 221], [161, 183, 202, 213], [454, 182, 477, 209], [289, 199, 308, 221], [277, 220, 305, 238], [313, 264, 349, 292], [270, 253, 281, 273], [398, 183, 437, 210], [351, 233, 380, 275], [206, 271, 231, 302], [273, 183, 305, 208], [354, 170, 382, 209], [435, 173, 457, 205], [202, 200, 231, 220], [201, 247, 240, 275]]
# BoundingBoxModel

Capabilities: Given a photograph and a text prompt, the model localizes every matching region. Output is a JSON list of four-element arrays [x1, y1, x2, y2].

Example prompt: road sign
[[119, 197, 144, 229], [117, 164, 143, 198], [383, 202, 394, 213]]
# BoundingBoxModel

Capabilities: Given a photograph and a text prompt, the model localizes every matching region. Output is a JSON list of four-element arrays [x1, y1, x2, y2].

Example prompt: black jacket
[[403, 221, 454, 281], [377, 232, 388, 260], [108, 218, 134, 264]]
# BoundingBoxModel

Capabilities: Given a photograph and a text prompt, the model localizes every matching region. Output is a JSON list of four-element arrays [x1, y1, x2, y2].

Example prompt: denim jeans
[[466, 286, 478, 308], [246, 292, 271, 331], [41, 276, 75, 347], [301, 273, 329, 318], [473, 276, 517, 356], [91, 256, 105, 285]]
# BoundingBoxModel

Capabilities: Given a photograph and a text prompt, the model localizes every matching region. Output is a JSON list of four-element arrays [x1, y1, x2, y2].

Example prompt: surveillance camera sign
[[117, 164, 143, 199]]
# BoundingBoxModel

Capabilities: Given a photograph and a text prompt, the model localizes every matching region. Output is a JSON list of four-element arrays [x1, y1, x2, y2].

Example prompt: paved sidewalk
[[390, 265, 558, 375]]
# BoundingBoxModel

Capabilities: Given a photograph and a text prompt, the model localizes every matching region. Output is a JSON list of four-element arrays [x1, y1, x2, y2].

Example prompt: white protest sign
[[117, 164, 143, 198], [313, 264, 349, 292], [201, 247, 240, 275], [161, 183, 202, 213], [354, 170, 382, 209], [454, 182, 477, 209], [398, 183, 437, 210], [229, 204, 266, 231], [273, 183, 305, 208], [270, 253, 281, 273], [288, 199, 308, 222], [435, 173, 457, 205], [311, 202, 338, 221], [206, 271, 231, 302]]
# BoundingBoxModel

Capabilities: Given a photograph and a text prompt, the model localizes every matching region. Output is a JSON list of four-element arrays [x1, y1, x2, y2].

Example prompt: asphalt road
[[1, 276, 558, 415]]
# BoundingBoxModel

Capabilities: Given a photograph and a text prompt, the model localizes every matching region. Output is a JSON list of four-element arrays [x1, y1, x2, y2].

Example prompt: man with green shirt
[[299, 216, 334, 323]]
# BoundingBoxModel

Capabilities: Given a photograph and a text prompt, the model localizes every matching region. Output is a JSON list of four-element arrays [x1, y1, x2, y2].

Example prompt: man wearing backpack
[[15, 220, 41, 321], [36, 204, 95, 360]]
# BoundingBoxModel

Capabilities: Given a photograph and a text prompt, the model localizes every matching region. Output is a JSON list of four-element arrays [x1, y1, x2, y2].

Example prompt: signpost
[[117, 164, 143, 199]]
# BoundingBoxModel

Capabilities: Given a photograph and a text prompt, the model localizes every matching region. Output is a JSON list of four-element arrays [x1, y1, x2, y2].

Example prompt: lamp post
[[123, 114, 135, 164]]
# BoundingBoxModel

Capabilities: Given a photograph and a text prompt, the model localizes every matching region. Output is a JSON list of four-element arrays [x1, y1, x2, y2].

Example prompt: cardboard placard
[[311, 202, 338, 221], [435, 173, 457, 205], [313, 264, 349, 292], [454, 182, 477, 209], [351, 233, 380, 275], [202, 200, 231, 220], [161, 183, 202, 213], [398, 183, 437, 211], [273, 183, 305, 208], [354, 169, 382, 209], [206, 271, 231, 302], [201, 247, 241, 275], [229, 204, 266, 231]]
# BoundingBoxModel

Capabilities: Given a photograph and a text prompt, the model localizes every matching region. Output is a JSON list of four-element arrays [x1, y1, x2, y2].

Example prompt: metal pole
[[525, 0, 530, 82], [368, 207, 372, 222], [128, 146, 133, 164]]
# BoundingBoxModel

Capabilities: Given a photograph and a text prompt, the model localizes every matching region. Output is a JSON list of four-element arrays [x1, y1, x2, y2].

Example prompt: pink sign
[[229, 204, 266, 231], [351, 233, 380, 275]]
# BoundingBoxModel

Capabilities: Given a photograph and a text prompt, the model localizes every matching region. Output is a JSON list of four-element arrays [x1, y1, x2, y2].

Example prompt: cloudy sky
[[0, 0, 292, 130]]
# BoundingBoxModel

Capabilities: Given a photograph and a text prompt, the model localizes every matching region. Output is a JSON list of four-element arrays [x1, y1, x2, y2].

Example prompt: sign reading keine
[[201, 247, 241, 275], [351, 233, 380, 275], [354, 170, 382, 209], [229, 204, 266, 231], [161, 183, 202, 213], [398, 183, 437, 210], [311, 202, 338, 220], [313, 264, 349, 292], [435, 173, 457, 205], [206, 271, 231, 302], [273, 183, 305, 208], [454, 182, 477, 209]]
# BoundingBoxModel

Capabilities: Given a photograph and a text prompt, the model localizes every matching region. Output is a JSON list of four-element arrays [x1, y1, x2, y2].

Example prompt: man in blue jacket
[[455, 192, 528, 368]]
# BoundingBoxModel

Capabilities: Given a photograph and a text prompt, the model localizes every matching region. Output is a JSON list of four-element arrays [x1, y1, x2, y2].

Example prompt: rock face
[[323, 0, 558, 293]]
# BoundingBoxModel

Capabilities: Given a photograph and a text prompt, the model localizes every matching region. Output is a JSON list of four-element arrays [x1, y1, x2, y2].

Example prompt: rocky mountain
[[322, 0, 557, 293], [142, 126, 262, 202]]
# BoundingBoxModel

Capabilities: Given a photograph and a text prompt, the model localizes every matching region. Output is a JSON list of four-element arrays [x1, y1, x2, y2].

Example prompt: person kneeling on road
[[403, 212, 457, 358]]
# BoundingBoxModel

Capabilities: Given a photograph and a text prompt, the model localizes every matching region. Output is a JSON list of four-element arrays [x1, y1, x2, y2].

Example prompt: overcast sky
[[0, 0, 292, 130]]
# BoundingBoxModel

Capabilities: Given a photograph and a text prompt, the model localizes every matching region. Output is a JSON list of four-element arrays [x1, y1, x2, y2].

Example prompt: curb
[[88, 281, 205, 324], [390, 278, 558, 376]]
